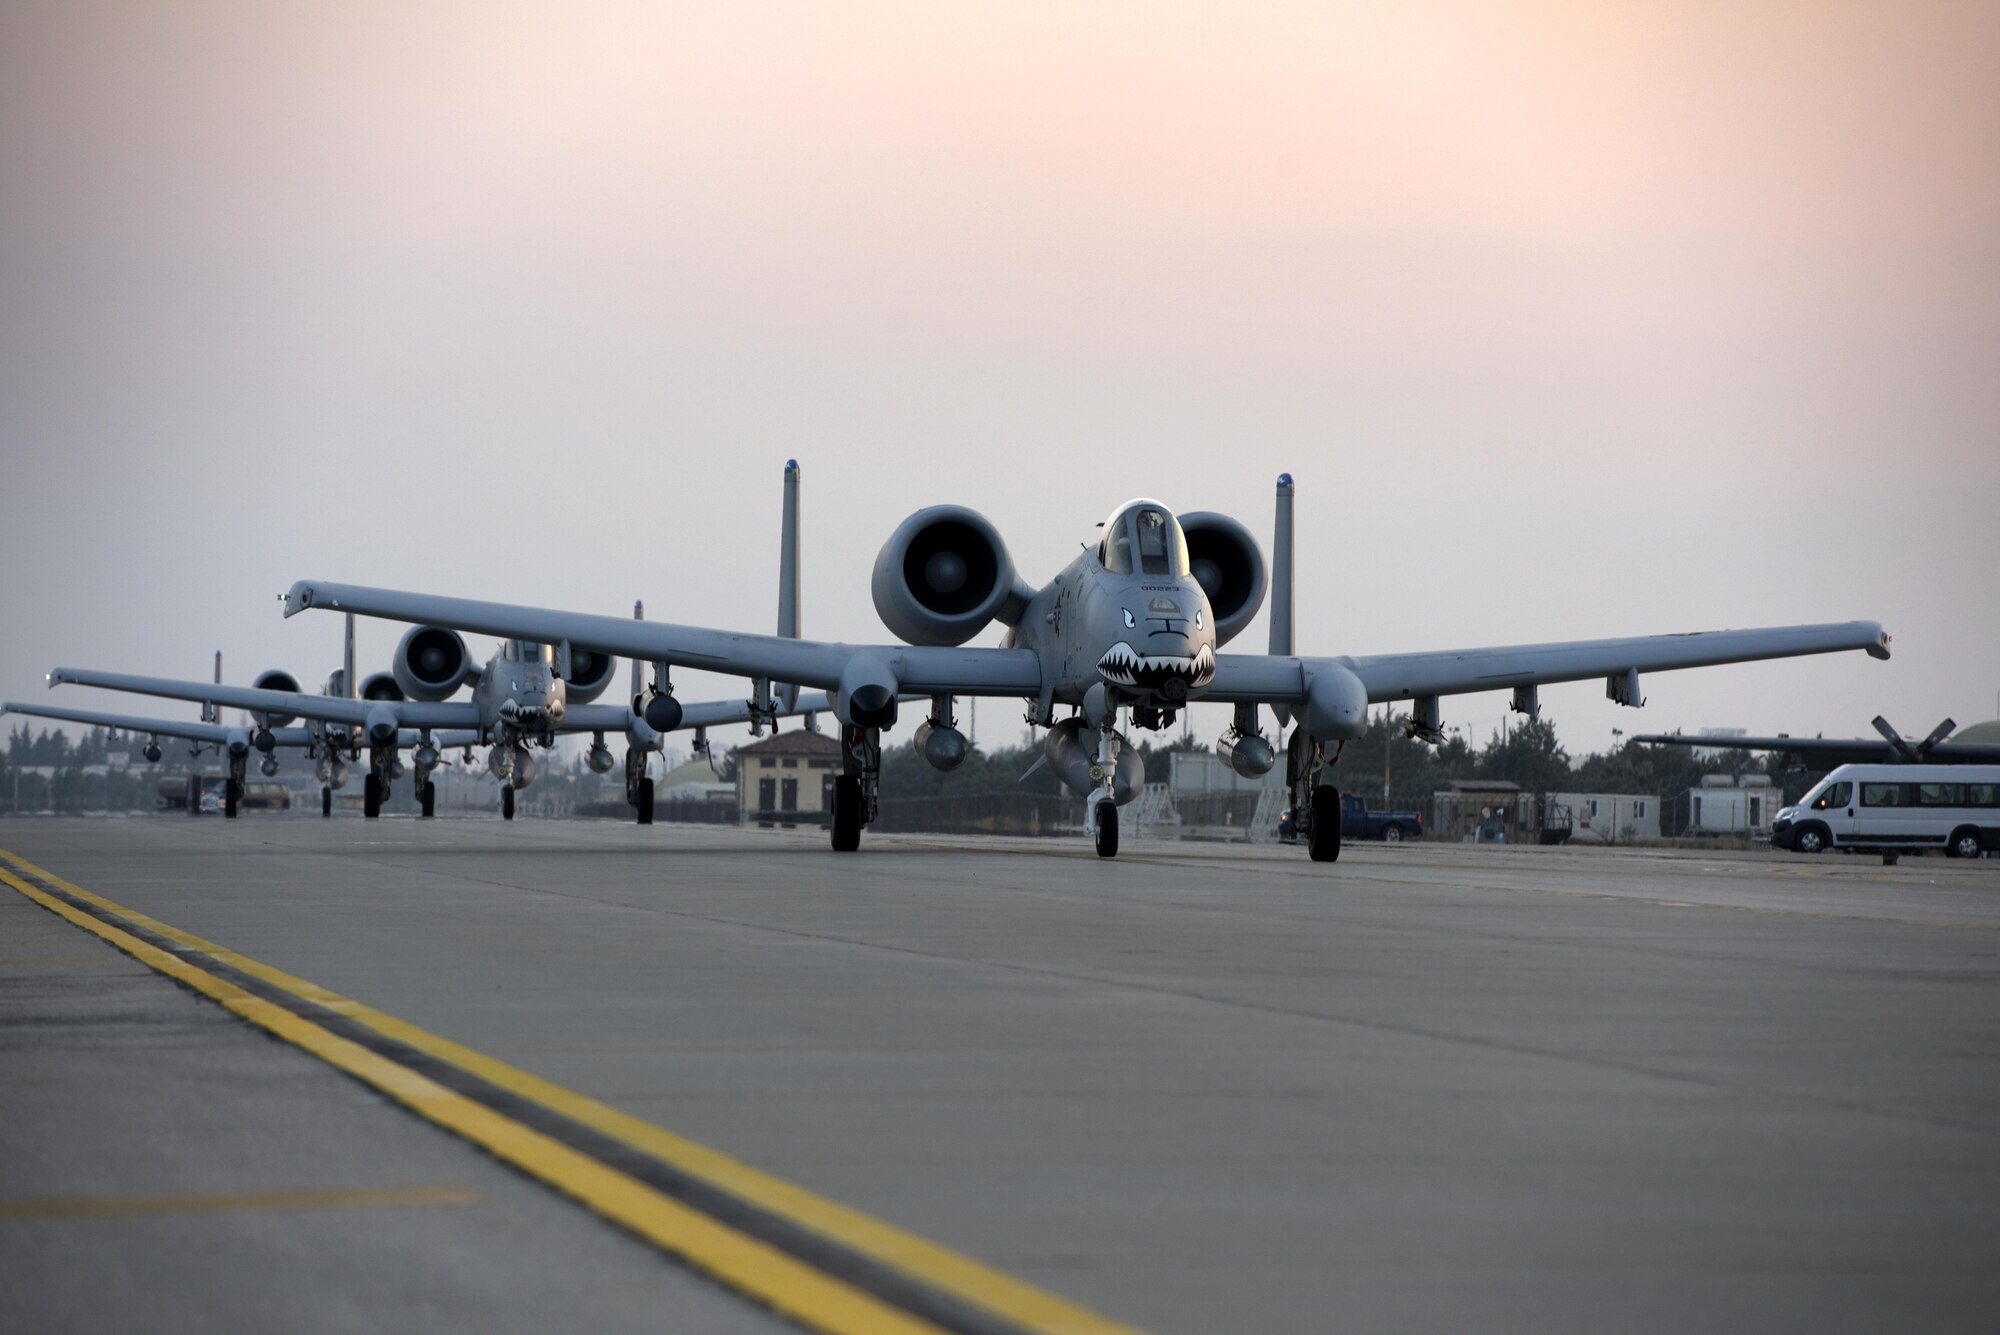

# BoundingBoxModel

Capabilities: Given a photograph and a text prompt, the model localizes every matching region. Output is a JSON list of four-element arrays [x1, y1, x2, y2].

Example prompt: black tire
[[1094, 802, 1120, 859], [363, 773, 382, 819], [1382, 823, 1402, 844], [321, 785, 332, 817], [636, 777, 655, 826], [420, 780, 436, 819], [188, 776, 202, 817], [223, 778, 240, 819], [1792, 824, 1828, 854], [830, 775, 861, 852], [501, 786, 515, 821], [1948, 827, 1983, 859], [1309, 787, 1342, 862]]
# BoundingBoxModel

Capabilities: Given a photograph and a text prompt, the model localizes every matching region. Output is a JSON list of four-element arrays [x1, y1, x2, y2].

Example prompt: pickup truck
[[1278, 792, 1425, 843], [1340, 793, 1424, 842]]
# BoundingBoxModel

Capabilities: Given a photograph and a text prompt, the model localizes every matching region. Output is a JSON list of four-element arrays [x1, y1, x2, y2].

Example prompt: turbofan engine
[[392, 626, 474, 701], [1177, 512, 1267, 647], [250, 669, 302, 726], [561, 647, 618, 705], [871, 506, 1027, 646], [358, 673, 404, 703]]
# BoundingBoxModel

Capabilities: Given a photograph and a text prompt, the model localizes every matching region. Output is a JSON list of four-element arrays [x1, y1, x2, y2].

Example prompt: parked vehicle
[[1341, 793, 1423, 842], [1771, 763, 1999, 858]]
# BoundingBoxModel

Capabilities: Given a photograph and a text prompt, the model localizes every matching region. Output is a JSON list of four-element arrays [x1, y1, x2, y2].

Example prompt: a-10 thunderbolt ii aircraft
[[52, 629, 838, 821], [278, 469, 1891, 859], [0, 696, 479, 818], [51, 461, 843, 822]]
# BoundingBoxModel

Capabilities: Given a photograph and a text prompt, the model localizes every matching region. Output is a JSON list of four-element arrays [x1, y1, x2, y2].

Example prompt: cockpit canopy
[[503, 640, 551, 664], [1098, 501, 1190, 578]]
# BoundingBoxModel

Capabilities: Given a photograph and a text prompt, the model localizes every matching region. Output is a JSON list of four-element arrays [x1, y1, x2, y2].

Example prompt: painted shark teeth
[[1094, 641, 1217, 690]]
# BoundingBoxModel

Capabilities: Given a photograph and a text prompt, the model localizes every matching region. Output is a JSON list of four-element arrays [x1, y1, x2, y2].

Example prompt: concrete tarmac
[[3, 816, 1998, 1333]]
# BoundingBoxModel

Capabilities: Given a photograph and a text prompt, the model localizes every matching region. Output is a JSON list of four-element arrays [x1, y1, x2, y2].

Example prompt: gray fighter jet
[[278, 470, 1891, 859], [49, 462, 835, 822], [0, 698, 479, 817]]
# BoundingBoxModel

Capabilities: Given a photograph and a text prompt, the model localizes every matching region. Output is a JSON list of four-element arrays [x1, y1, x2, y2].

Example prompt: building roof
[[657, 757, 727, 790], [1446, 779, 1521, 793], [1955, 720, 2000, 744], [732, 729, 842, 758]]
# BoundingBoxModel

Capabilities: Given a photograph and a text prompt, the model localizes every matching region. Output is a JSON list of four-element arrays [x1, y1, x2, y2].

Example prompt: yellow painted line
[[0, 850, 1147, 1335], [0, 1185, 482, 1221], [0, 860, 946, 1335]]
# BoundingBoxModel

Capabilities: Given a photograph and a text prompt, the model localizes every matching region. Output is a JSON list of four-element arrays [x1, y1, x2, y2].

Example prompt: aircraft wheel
[[321, 786, 332, 817], [1948, 827, 1983, 859], [1094, 802, 1119, 859], [420, 780, 436, 819], [501, 786, 515, 821], [188, 776, 202, 817], [363, 774, 382, 819], [1792, 824, 1827, 854], [224, 779, 240, 819], [830, 775, 861, 852], [1308, 787, 1342, 863], [636, 778, 655, 826]]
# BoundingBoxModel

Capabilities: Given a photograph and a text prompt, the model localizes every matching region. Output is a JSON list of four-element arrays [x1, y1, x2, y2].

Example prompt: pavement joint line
[[0, 1185, 484, 1220], [0, 849, 1145, 1335]]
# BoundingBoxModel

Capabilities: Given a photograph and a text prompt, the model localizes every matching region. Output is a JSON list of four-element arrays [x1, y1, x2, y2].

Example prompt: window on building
[[1587, 799, 1599, 818], [761, 758, 775, 769], [1634, 800, 1646, 818], [782, 758, 798, 769]]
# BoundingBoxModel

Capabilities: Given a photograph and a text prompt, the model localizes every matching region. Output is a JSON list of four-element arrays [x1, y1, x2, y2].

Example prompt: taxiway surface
[[3, 817, 1997, 1333]]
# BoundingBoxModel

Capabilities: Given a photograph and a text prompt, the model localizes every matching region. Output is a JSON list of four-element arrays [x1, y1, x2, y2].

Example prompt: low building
[[1432, 780, 1531, 842], [734, 730, 841, 827], [1543, 791, 1661, 845], [1664, 774, 1779, 838], [656, 757, 733, 803]]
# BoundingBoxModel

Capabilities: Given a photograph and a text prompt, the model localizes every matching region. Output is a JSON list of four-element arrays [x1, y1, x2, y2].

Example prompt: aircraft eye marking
[[1122, 608, 1136, 628]]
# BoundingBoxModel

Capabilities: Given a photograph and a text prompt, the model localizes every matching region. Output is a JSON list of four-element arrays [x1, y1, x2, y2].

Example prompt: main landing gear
[[501, 785, 515, 821], [321, 786, 332, 817], [1094, 802, 1119, 858], [1288, 729, 1343, 863], [363, 773, 383, 819], [830, 725, 880, 852], [626, 748, 654, 826], [419, 780, 436, 819]]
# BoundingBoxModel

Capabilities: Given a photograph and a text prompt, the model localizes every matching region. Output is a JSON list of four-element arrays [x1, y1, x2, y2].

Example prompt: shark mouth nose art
[[1095, 642, 1216, 697]]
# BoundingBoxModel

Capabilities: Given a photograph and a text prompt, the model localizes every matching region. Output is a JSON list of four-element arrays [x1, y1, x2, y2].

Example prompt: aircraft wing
[[556, 691, 842, 734], [1631, 733, 2000, 765], [283, 582, 1043, 697], [48, 668, 477, 729], [1207, 622, 1889, 705], [2, 701, 236, 747]]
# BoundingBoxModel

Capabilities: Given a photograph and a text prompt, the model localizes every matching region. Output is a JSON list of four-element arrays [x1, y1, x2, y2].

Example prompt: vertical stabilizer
[[202, 651, 222, 724], [774, 459, 802, 711], [343, 613, 356, 700], [1269, 473, 1296, 726], [630, 600, 645, 702]]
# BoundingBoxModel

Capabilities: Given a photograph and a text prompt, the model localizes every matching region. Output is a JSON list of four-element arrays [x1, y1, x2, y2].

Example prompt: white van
[[1771, 764, 1999, 858]]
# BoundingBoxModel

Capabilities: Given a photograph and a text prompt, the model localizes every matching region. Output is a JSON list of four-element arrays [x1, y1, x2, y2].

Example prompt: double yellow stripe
[[0, 850, 1143, 1335]]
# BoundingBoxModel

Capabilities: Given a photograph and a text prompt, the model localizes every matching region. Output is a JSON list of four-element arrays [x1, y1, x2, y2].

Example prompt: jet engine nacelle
[[562, 648, 618, 706], [392, 626, 474, 701], [251, 670, 302, 726], [1043, 718, 1146, 805], [871, 506, 1025, 646], [359, 672, 405, 703], [1178, 512, 1267, 648]]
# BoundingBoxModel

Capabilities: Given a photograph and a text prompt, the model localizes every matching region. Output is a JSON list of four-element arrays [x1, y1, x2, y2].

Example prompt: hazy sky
[[3, 1, 1996, 760]]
